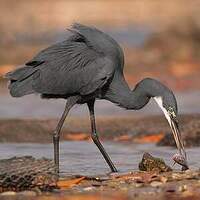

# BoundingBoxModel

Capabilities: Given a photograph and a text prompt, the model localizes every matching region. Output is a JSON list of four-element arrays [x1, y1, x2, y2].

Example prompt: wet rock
[[0, 156, 57, 192], [139, 152, 172, 172], [18, 191, 37, 196], [0, 191, 16, 196], [165, 185, 177, 193], [160, 176, 168, 183], [150, 181, 163, 187], [83, 186, 96, 191], [178, 185, 188, 192]]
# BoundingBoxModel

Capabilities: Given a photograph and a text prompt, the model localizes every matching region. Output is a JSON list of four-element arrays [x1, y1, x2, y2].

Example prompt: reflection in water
[[0, 141, 199, 176]]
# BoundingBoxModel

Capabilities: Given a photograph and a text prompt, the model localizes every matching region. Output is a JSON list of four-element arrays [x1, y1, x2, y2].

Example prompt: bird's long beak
[[168, 115, 189, 170], [153, 97, 188, 169], [168, 115, 185, 158]]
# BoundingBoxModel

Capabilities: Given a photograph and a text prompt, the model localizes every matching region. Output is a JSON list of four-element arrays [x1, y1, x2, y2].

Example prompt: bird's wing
[[24, 30, 115, 96]]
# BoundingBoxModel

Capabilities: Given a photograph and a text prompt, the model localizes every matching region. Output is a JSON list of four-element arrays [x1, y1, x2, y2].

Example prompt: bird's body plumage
[[5, 23, 187, 172], [6, 24, 124, 103], [6, 23, 177, 112]]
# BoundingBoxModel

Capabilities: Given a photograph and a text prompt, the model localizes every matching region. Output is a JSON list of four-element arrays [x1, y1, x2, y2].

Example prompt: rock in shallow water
[[18, 191, 37, 196], [139, 152, 172, 172], [0, 156, 58, 192], [0, 191, 16, 196]]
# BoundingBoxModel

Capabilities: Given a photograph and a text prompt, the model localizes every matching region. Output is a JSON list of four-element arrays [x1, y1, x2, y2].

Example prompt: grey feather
[[32, 56, 114, 95], [5, 24, 116, 97], [4, 23, 182, 173], [9, 76, 34, 97], [5, 23, 177, 116], [5, 66, 37, 81]]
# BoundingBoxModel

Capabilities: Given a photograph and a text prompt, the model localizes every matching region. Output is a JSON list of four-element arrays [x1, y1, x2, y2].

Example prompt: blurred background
[[0, 0, 200, 118], [0, 0, 200, 176]]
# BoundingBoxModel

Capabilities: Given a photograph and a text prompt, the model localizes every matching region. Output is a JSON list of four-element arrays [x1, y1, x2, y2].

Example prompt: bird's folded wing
[[32, 56, 114, 96], [26, 34, 115, 95]]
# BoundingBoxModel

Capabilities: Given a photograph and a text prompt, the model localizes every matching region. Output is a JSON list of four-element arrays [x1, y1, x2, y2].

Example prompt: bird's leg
[[87, 100, 118, 172], [53, 96, 79, 174]]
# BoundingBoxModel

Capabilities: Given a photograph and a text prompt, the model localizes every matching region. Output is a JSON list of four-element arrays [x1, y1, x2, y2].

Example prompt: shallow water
[[0, 141, 199, 176]]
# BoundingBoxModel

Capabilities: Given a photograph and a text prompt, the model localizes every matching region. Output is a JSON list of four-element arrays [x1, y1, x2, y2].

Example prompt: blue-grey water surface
[[0, 142, 199, 176]]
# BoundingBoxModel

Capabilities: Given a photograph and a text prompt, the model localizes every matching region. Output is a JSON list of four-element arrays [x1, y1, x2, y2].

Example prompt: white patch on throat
[[153, 96, 171, 124]]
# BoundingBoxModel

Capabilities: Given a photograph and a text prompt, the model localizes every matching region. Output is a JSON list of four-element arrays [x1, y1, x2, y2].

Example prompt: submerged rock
[[139, 152, 172, 172], [0, 156, 58, 192]]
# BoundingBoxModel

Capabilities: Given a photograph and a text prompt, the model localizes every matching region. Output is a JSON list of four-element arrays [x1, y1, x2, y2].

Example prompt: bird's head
[[136, 78, 188, 169], [154, 95, 187, 163]]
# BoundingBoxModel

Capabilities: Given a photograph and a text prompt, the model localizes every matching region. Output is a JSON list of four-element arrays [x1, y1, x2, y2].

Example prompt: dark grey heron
[[5, 23, 188, 173]]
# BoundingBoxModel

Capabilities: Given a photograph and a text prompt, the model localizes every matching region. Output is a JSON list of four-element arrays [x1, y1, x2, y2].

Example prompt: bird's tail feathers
[[9, 76, 35, 97], [5, 65, 37, 97], [4, 65, 36, 80]]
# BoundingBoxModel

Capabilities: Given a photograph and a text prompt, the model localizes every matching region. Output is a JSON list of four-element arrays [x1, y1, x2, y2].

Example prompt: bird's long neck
[[104, 73, 167, 110]]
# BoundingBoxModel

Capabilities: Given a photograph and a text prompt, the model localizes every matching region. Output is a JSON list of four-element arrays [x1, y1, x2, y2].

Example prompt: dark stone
[[0, 156, 58, 192], [139, 152, 172, 172]]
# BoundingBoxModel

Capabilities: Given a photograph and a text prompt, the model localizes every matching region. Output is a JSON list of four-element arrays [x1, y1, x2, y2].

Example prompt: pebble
[[160, 176, 168, 183], [83, 186, 95, 191], [165, 185, 176, 193], [0, 191, 16, 196], [178, 185, 188, 192], [135, 183, 144, 188], [150, 181, 163, 187], [18, 191, 37, 196]]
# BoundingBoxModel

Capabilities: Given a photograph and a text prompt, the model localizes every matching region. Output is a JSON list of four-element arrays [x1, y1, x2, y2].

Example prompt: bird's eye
[[167, 107, 176, 119]]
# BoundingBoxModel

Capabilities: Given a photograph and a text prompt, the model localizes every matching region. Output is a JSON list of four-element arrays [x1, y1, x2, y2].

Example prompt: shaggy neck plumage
[[104, 73, 167, 110]]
